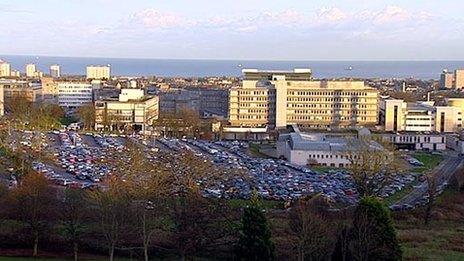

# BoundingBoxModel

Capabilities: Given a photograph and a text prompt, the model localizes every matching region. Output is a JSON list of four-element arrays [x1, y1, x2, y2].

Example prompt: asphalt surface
[[394, 156, 463, 206]]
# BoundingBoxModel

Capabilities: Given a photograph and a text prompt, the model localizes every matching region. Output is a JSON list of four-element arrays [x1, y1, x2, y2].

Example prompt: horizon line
[[2, 54, 464, 62]]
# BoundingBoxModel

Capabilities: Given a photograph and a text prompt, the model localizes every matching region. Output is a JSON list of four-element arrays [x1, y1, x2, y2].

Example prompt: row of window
[[290, 110, 373, 115], [287, 97, 372, 102], [288, 91, 371, 96], [288, 116, 372, 121]]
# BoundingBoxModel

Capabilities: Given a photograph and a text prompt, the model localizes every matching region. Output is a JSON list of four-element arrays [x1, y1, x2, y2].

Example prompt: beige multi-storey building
[[379, 98, 462, 133], [440, 70, 454, 89], [226, 69, 378, 138], [455, 69, 464, 89], [0, 60, 11, 77], [26, 63, 37, 78], [40, 77, 59, 103], [95, 89, 159, 133], [86, 65, 111, 80], [0, 80, 42, 103]]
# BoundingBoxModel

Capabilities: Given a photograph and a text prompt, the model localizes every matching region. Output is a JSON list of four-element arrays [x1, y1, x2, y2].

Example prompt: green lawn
[[413, 153, 443, 171]]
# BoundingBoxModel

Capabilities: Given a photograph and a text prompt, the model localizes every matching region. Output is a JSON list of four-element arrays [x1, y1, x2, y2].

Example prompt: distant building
[[382, 133, 446, 151], [0, 79, 42, 103], [40, 77, 59, 103], [0, 60, 11, 77], [159, 89, 200, 114], [277, 126, 382, 167], [379, 98, 462, 133], [86, 65, 110, 80], [454, 69, 464, 89], [440, 70, 454, 89], [50, 64, 61, 78], [10, 70, 20, 77], [226, 68, 378, 139], [0, 84, 4, 116], [26, 63, 37, 78], [197, 88, 229, 117], [58, 82, 93, 108], [95, 89, 159, 133]]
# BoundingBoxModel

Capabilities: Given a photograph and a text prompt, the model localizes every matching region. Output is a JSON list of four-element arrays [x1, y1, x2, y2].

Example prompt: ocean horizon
[[2, 54, 464, 80]]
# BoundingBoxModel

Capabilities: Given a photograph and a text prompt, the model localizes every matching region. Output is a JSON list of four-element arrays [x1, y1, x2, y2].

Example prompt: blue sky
[[1, 0, 464, 60]]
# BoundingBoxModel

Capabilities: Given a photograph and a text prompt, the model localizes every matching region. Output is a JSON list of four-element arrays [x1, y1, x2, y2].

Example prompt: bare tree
[[288, 195, 336, 261], [123, 140, 173, 261], [88, 177, 132, 261], [76, 103, 95, 131], [8, 172, 57, 256], [59, 188, 89, 261], [346, 135, 404, 197]]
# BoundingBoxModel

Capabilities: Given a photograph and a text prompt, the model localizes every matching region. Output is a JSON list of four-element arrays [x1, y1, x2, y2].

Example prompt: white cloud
[[315, 7, 348, 23], [130, 8, 186, 29], [235, 26, 258, 33]]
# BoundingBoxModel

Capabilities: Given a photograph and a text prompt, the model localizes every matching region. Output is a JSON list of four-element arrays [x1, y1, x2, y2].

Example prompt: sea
[[2, 55, 464, 80]]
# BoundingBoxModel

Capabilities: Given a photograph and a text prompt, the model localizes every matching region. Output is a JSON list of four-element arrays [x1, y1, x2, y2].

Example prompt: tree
[[350, 197, 402, 261], [235, 192, 275, 261], [423, 171, 439, 226], [288, 195, 336, 261], [59, 188, 89, 261], [153, 108, 202, 138], [88, 177, 132, 261], [8, 172, 57, 256], [346, 135, 404, 197], [76, 103, 95, 131], [123, 140, 173, 261]]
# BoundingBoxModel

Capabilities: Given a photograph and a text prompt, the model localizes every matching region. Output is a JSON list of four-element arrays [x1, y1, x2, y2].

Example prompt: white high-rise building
[[86, 65, 111, 80], [0, 60, 11, 77], [26, 63, 37, 77], [50, 64, 61, 78]]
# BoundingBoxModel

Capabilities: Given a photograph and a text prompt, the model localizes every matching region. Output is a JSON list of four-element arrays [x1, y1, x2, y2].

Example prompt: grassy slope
[[395, 189, 464, 260]]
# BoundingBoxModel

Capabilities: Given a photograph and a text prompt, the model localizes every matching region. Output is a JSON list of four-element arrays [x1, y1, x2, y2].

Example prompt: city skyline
[[1, 0, 464, 60]]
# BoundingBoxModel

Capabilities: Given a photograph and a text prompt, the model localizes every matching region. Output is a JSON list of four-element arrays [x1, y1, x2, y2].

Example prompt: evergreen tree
[[350, 197, 402, 261], [235, 192, 275, 261]]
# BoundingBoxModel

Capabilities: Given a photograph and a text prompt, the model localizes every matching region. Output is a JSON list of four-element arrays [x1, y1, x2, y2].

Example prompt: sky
[[1, 0, 464, 60]]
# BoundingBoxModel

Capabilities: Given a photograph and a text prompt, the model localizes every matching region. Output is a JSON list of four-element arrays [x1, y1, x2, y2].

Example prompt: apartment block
[[86, 65, 110, 80], [455, 69, 464, 89], [440, 70, 454, 89], [50, 64, 61, 78], [0, 60, 11, 77]]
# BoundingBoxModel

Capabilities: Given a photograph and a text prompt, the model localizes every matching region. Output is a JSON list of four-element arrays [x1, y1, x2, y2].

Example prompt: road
[[394, 156, 463, 206]]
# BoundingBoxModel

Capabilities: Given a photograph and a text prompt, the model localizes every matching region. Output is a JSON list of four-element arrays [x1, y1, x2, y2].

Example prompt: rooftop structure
[[277, 125, 381, 167]]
